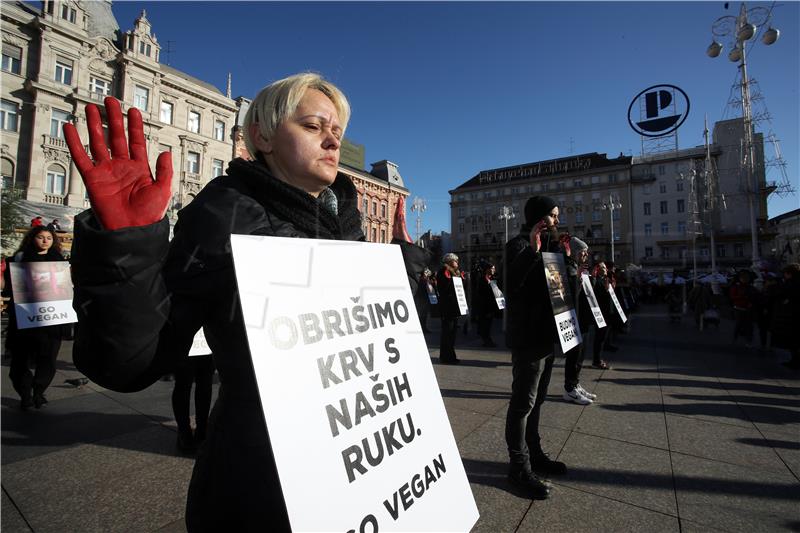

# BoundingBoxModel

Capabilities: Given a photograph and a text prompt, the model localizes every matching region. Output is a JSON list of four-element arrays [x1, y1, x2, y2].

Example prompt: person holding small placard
[[3, 227, 68, 410], [503, 196, 569, 500], [437, 252, 466, 364]]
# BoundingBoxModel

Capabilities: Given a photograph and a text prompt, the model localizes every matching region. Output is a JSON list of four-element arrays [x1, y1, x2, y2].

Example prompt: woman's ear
[[249, 124, 272, 155]]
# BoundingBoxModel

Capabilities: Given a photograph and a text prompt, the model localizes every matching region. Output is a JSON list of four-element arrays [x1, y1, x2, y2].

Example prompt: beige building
[[1, 1, 237, 229], [768, 208, 800, 266], [449, 153, 633, 269]]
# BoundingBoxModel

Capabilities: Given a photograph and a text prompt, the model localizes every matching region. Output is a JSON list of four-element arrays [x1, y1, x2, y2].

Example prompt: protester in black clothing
[[474, 262, 499, 347], [591, 262, 613, 369], [3, 226, 67, 410], [63, 74, 380, 531], [772, 263, 800, 369], [562, 236, 597, 405], [173, 350, 216, 454], [437, 252, 465, 364], [414, 268, 435, 333], [504, 195, 568, 500]]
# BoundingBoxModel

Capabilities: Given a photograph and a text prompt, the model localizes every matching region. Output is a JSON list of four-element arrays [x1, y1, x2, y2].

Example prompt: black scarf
[[227, 158, 363, 240]]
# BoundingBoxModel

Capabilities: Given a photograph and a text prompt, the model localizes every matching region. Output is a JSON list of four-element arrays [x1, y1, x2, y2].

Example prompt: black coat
[[503, 229, 560, 358], [436, 266, 465, 319], [70, 158, 364, 530]]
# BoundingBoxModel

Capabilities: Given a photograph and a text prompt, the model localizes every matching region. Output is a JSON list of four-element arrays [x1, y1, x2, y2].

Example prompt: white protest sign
[[425, 282, 438, 305], [608, 285, 628, 323], [580, 273, 607, 328], [452, 276, 469, 316], [541, 253, 582, 352], [188, 328, 212, 356], [9, 261, 77, 329], [489, 280, 505, 310], [231, 236, 479, 533]]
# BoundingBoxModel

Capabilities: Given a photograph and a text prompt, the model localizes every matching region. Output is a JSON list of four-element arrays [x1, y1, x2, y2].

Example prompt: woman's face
[[34, 231, 54, 253], [256, 89, 342, 197]]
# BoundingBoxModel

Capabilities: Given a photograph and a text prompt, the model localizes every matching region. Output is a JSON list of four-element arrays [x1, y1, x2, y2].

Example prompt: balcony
[[43, 194, 66, 205], [43, 135, 68, 150]]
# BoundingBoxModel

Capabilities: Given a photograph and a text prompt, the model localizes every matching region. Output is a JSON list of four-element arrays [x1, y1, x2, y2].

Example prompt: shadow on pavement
[[737, 437, 800, 451], [599, 400, 800, 426], [440, 388, 509, 400], [430, 357, 511, 368], [602, 376, 800, 397]]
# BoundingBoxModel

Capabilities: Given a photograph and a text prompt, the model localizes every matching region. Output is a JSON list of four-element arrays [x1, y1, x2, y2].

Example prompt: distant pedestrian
[[771, 263, 800, 369], [437, 252, 465, 364], [30, 216, 43, 227], [591, 262, 613, 369], [3, 227, 66, 410], [474, 262, 499, 347], [730, 270, 755, 347], [46, 219, 61, 232], [414, 268, 435, 333]]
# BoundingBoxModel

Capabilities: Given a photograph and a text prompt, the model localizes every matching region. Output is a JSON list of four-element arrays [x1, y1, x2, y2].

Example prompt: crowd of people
[[1, 71, 797, 528]]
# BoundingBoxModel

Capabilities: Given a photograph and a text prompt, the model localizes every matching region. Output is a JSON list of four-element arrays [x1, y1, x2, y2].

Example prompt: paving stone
[[665, 415, 789, 472], [555, 432, 677, 516], [1, 489, 33, 533], [574, 402, 669, 450], [443, 404, 496, 442], [518, 484, 680, 532], [672, 452, 800, 533]]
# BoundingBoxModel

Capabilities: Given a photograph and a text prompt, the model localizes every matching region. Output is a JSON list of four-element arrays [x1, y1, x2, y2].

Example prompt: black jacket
[[70, 158, 364, 530], [503, 229, 560, 358], [436, 265, 465, 319]]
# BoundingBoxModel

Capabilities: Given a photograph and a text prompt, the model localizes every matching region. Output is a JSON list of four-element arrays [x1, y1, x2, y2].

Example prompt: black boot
[[531, 452, 567, 476], [508, 465, 551, 500]]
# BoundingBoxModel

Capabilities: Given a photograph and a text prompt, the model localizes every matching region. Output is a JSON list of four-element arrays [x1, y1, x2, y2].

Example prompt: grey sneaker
[[563, 388, 592, 405], [576, 384, 597, 400]]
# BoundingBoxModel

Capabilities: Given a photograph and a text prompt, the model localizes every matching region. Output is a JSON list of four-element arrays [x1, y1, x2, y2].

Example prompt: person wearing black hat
[[503, 195, 567, 500]]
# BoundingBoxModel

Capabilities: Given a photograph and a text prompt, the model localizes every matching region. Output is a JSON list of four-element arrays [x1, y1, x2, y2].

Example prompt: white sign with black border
[[580, 273, 607, 328], [452, 276, 469, 316], [608, 285, 628, 323], [542, 252, 582, 352], [490, 280, 505, 310]]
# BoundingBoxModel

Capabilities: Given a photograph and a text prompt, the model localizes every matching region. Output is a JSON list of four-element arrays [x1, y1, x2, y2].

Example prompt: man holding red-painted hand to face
[[502, 196, 569, 500]]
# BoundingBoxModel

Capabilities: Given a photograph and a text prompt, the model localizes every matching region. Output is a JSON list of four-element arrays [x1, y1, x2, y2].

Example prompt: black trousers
[[505, 351, 554, 468], [564, 337, 587, 391], [9, 326, 62, 400], [477, 314, 493, 343], [593, 326, 608, 365], [439, 317, 459, 361], [172, 354, 216, 439]]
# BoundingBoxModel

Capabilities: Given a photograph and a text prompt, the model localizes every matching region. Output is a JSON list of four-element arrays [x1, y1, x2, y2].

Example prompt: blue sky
[[109, 1, 799, 234]]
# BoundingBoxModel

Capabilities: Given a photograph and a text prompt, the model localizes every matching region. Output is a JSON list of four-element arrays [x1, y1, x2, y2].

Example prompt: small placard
[[425, 282, 438, 305], [9, 261, 77, 329], [608, 285, 628, 323], [542, 253, 582, 352], [452, 276, 469, 316], [489, 280, 505, 310], [580, 273, 607, 328]]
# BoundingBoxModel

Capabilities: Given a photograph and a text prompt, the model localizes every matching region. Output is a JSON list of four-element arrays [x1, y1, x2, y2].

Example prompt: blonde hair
[[243, 72, 351, 159]]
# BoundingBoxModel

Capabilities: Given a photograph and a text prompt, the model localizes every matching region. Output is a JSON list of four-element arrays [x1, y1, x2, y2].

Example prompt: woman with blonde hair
[[64, 73, 363, 531]]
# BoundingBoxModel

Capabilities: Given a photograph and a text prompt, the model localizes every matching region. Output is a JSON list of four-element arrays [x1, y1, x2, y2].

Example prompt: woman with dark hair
[[2, 226, 67, 409]]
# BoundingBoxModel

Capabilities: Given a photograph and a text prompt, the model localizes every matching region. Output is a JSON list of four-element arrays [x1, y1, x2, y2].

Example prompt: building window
[[591, 175, 600, 184], [677, 180, 684, 192], [160, 101, 173, 124], [370, 200, 377, 216], [643, 202, 651, 215], [61, 4, 77, 22], [45, 166, 66, 195], [573, 179, 582, 188], [660, 200, 668, 214], [658, 165, 665, 176], [458, 222, 465, 233], [644, 223, 652, 236], [661, 222, 669, 235], [592, 210, 601, 222], [214, 119, 225, 141], [471, 219, 478, 231], [1, 100, 19, 132], [612, 209, 620, 221], [678, 221, 686, 234], [458, 207, 465, 217], [188, 111, 200, 134], [2, 44, 22, 75], [560, 214, 568, 225], [139, 41, 152, 57], [212, 159, 224, 178], [734, 243, 744, 257], [381, 203, 387, 219], [591, 225, 603, 238], [575, 212, 584, 224], [134, 85, 149, 111], [679, 247, 687, 259], [659, 182, 668, 193], [50, 109, 71, 139], [677, 199, 685, 213], [380, 229, 386, 243], [661, 247, 670, 259], [2, 157, 15, 189], [613, 229, 620, 241], [645, 247, 653, 258], [700, 247, 709, 258], [371, 228, 377, 242], [187, 151, 200, 174], [89, 77, 111, 99], [54, 57, 73, 85], [717, 244, 726, 258], [608, 173, 618, 183]]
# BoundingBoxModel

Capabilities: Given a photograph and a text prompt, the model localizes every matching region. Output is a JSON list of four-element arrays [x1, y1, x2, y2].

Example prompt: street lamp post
[[602, 194, 622, 262], [410, 196, 426, 245], [706, 2, 781, 272], [498, 205, 515, 243]]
